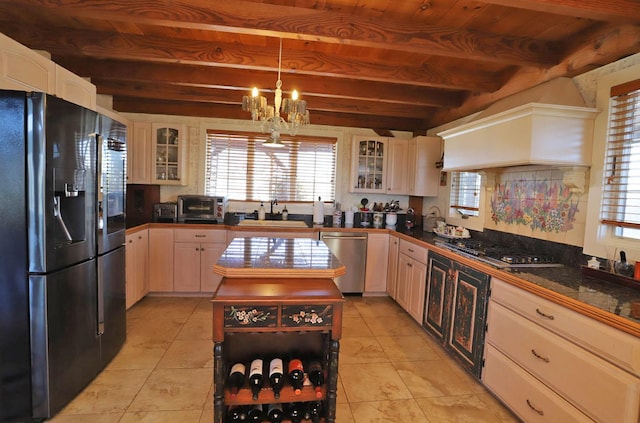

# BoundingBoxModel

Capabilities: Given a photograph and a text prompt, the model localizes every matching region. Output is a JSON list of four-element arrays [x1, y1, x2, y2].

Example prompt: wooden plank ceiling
[[1, 0, 639, 133]]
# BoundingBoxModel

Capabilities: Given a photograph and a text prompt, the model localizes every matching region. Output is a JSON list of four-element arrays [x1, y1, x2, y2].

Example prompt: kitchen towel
[[313, 197, 324, 224]]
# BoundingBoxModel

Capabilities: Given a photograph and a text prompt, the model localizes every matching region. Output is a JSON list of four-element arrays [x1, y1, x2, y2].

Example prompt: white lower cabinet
[[174, 228, 227, 293], [125, 228, 149, 309], [396, 239, 427, 323], [386, 235, 399, 299], [484, 278, 640, 423], [148, 228, 175, 292], [364, 232, 389, 293]]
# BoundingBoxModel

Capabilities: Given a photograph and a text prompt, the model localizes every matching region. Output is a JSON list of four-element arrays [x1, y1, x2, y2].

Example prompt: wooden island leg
[[325, 339, 340, 423], [213, 341, 224, 423]]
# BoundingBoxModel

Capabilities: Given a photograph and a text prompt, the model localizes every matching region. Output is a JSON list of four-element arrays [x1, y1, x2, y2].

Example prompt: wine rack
[[211, 278, 344, 423]]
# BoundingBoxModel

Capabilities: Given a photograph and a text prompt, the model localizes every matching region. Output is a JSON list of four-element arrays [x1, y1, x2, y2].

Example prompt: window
[[449, 171, 482, 216], [601, 79, 640, 239], [204, 131, 336, 202]]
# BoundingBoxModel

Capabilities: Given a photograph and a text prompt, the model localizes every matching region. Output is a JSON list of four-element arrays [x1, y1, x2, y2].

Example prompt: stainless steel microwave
[[177, 195, 227, 223]]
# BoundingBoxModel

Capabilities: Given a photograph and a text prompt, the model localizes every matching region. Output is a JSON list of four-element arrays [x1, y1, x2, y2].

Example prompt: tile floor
[[49, 295, 519, 423]]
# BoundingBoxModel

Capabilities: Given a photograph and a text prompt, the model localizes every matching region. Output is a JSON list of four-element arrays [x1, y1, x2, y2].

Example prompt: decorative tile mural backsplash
[[491, 179, 579, 233]]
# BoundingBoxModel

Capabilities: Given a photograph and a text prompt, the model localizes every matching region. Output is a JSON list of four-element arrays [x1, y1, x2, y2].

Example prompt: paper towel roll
[[313, 197, 324, 224]]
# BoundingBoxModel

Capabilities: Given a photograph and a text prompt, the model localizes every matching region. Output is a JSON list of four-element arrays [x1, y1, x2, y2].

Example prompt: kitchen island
[[211, 237, 346, 423]]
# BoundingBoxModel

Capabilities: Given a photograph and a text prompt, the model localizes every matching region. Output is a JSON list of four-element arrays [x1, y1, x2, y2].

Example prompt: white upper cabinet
[[151, 123, 188, 186], [0, 33, 97, 109], [407, 136, 442, 197], [350, 136, 408, 194], [128, 122, 153, 184]]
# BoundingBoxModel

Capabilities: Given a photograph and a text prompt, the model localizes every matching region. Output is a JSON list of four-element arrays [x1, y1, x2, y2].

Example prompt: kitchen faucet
[[270, 198, 278, 215]]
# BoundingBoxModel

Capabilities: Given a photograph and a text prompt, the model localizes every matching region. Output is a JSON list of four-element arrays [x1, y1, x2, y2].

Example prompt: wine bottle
[[287, 402, 303, 423], [227, 362, 246, 399], [307, 401, 323, 423], [227, 405, 247, 422], [249, 358, 264, 400], [307, 360, 324, 399], [247, 403, 263, 422], [267, 403, 284, 423], [269, 358, 284, 399], [288, 358, 305, 395]]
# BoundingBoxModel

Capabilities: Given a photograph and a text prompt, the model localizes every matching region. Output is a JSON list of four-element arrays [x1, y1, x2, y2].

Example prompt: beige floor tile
[[349, 398, 430, 423], [364, 312, 425, 336], [133, 297, 200, 324], [336, 402, 355, 423], [336, 376, 348, 404], [342, 299, 363, 317], [156, 340, 214, 369], [352, 296, 406, 318], [199, 408, 214, 423], [58, 369, 151, 415], [47, 412, 123, 423], [394, 359, 484, 398], [339, 337, 389, 364], [377, 335, 442, 362], [340, 362, 412, 403], [127, 368, 212, 412], [415, 394, 520, 423], [176, 309, 213, 340], [126, 318, 185, 345], [119, 410, 204, 423], [104, 340, 168, 370], [341, 314, 373, 338]]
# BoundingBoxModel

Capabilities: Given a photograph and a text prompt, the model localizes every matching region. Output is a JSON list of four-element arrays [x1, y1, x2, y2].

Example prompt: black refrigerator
[[0, 91, 127, 422]]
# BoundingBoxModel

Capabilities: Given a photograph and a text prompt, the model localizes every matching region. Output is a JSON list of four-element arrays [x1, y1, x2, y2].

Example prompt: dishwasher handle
[[321, 235, 368, 241]]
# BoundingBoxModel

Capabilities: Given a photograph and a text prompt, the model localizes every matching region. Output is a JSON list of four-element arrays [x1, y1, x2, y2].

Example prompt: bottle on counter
[[307, 360, 324, 398], [267, 403, 284, 423], [269, 358, 284, 399], [288, 358, 305, 395], [247, 404, 264, 422], [258, 202, 266, 220], [282, 205, 288, 220], [227, 362, 246, 399], [249, 358, 264, 400]]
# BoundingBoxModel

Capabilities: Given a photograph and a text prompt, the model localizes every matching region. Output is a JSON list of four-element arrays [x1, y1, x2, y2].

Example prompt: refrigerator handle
[[97, 262, 105, 335]]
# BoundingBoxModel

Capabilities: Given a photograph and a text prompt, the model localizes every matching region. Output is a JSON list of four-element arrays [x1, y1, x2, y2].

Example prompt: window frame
[[203, 130, 337, 203], [449, 171, 482, 217]]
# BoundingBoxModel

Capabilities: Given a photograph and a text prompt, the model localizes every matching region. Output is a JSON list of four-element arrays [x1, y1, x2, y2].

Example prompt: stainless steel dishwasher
[[320, 231, 367, 293]]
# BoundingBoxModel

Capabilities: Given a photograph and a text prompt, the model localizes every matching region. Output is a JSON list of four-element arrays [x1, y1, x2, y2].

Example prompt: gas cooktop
[[434, 239, 563, 269]]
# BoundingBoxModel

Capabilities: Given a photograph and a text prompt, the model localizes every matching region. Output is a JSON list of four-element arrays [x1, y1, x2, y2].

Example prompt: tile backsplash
[[484, 167, 589, 246]]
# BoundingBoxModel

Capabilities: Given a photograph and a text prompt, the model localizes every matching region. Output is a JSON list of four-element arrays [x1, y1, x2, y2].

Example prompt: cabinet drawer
[[488, 301, 640, 423], [484, 344, 593, 423], [491, 278, 640, 376], [174, 228, 226, 243], [399, 239, 428, 263]]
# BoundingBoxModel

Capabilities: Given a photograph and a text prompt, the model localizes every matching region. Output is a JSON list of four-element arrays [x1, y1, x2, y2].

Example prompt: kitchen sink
[[237, 219, 309, 228]]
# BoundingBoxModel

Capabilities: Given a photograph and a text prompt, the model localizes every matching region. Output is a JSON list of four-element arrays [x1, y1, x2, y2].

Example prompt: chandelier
[[242, 38, 310, 147]]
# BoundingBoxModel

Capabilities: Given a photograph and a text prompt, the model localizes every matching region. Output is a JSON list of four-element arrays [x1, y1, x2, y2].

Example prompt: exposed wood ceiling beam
[[0, 23, 507, 92], [59, 57, 467, 109], [476, 0, 640, 23], [4, 0, 560, 67]]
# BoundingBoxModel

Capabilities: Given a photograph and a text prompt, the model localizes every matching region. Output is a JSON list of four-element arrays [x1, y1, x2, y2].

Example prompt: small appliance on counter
[[153, 202, 177, 223], [177, 195, 227, 223]]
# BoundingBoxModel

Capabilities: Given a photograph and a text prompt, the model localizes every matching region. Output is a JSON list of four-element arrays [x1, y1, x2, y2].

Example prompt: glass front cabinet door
[[151, 123, 187, 185], [350, 136, 388, 193]]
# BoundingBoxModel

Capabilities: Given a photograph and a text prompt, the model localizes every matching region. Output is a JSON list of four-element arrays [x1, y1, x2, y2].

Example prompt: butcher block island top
[[213, 237, 346, 279]]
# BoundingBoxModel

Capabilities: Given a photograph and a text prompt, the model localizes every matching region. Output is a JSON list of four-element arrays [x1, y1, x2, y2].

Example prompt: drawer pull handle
[[531, 349, 550, 363], [535, 308, 555, 320], [408, 248, 414, 253], [195, 234, 206, 238], [526, 399, 544, 416]]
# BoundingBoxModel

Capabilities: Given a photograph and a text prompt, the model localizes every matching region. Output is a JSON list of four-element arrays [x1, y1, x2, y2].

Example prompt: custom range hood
[[438, 78, 599, 171]]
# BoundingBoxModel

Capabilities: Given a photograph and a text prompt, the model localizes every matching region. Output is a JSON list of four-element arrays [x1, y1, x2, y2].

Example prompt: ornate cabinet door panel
[[447, 262, 490, 377], [424, 252, 451, 341]]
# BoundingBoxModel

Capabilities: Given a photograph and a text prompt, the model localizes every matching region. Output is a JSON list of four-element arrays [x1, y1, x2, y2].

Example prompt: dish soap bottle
[[258, 202, 266, 221], [282, 205, 288, 220]]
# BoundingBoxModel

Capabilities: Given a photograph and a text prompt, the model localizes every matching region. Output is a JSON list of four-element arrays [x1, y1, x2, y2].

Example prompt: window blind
[[600, 79, 640, 230], [450, 171, 481, 216], [204, 131, 336, 202]]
